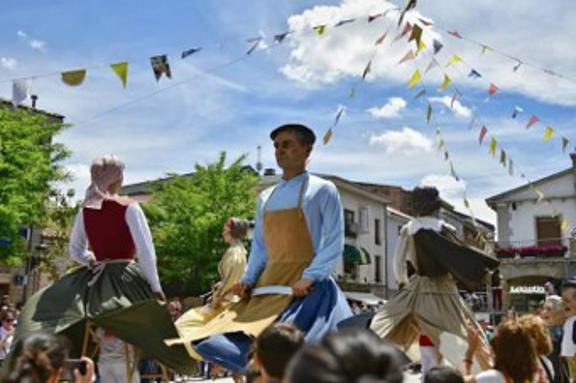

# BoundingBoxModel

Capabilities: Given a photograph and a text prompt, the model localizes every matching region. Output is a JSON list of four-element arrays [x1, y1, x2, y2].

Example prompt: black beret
[[270, 123, 316, 145]]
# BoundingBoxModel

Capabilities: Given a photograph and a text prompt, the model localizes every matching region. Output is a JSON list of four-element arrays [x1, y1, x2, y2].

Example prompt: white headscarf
[[82, 155, 125, 209]]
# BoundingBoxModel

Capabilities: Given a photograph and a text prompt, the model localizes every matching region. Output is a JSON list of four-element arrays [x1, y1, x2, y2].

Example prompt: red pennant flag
[[375, 31, 387, 45], [479, 126, 488, 144], [394, 23, 412, 41], [488, 83, 498, 96], [448, 30, 462, 39], [526, 115, 540, 129]]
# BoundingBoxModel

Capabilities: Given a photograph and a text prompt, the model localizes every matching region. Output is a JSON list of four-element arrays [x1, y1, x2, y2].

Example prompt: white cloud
[[17, 30, 46, 52], [282, 0, 576, 105], [429, 96, 472, 119], [369, 127, 432, 154], [17, 30, 27, 39], [420, 173, 466, 200], [367, 97, 407, 119], [0, 57, 17, 70]]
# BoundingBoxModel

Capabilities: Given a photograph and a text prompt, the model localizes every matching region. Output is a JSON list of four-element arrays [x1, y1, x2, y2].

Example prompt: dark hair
[[424, 366, 464, 383], [413, 186, 441, 216], [254, 323, 304, 380], [270, 123, 316, 146], [285, 329, 403, 383], [245, 358, 262, 383], [226, 217, 250, 240], [1, 332, 68, 383]]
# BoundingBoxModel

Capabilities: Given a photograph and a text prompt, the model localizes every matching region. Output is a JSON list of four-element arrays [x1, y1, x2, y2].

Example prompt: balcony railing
[[494, 237, 569, 259]]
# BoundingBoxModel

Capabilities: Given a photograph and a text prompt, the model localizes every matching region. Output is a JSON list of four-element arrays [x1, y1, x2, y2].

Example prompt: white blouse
[[68, 203, 162, 293]]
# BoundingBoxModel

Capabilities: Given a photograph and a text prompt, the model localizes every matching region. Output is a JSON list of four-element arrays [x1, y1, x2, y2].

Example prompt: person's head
[[82, 155, 125, 208], [413, 186, 441, 217], [245, 358, 264, 383], [285, 329, 403, 383], [270, 123, 315, 174], [223, 217, 250, 244], [2, 332, 68, 383], [1, 310, 15, 331], [517, 314, 553, 356], [424, 366, 464, 383], [562, 279, 576, 316], [167, 300, 182, 319], [253, 323, 304, 381], [540, 295, 565, 326], [491, 320, 538, 383]]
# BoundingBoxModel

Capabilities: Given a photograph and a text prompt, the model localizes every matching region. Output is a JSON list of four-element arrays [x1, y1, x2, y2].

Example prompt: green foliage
[[0, 107, 70, 260], [144, 152, 258, 296]]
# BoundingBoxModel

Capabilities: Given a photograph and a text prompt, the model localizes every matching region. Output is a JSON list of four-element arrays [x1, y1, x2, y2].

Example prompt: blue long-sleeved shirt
[[242, 172, 344, 285]]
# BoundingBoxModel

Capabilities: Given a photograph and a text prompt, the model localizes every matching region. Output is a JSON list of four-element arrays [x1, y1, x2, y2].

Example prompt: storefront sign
[[509, 285, 545, 295]]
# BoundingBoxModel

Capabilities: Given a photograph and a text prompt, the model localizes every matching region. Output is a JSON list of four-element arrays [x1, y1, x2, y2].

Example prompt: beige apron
[[169, 177, 314, 345]]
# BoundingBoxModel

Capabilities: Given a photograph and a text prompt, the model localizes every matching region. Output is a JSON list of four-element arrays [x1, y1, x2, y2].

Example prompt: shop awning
[[343, 244, 371, 265], [343, 291, 385, 306]]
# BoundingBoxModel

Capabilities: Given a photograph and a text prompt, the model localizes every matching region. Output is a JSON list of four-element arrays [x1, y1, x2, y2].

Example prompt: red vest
[[83, 199, 136, 261]]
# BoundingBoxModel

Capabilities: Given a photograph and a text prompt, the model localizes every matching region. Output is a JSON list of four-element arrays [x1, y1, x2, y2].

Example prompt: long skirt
[[13, 261, 194, 375], [195, 278, 352, 372]]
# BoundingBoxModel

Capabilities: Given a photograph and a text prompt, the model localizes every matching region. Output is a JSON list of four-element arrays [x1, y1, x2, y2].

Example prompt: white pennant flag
[[12, 79, 29, 107]]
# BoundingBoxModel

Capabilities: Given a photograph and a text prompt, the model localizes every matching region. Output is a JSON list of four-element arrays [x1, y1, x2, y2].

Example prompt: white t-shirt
[[474, 369, 506, 383], [561, 316, 576, 357], [0, 327, 14, 359]]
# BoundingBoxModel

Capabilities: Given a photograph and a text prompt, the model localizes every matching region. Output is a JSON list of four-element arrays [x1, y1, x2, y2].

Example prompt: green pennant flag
[[489, 137, 497, 157], [110, 62, 128, 88], [500, 150, 506, 166], [408, 24, 423, 47], [427, 103, 432, 124], [313, 25, 326, 36], [61, 69, 87, 86], [562, 137, 570, 153]]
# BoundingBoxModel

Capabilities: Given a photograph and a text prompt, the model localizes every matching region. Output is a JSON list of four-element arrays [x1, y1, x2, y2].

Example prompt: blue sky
[[1, 0, 575, 223]]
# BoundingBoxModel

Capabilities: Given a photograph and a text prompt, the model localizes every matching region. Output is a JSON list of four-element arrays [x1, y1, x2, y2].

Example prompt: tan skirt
[[370, 274, 477, 348]]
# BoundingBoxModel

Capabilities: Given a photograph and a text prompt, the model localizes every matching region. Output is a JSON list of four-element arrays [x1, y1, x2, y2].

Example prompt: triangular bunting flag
[[274, 32, 290, 43], [61, 69, 87, 86], [246, 37, 263, 55], [433, 39, 443, 55], [526, 115, 540, 129], [362, 61, 372, 80], [464, 198, 470, 209], [375, 31, 388, 45], [12, 79, 29, 107], [110, 62, 128, 88], [349, 86, 357, 99], [478, 126, 488, 144], [427, 103, 433, 124], [444, 150, 449, 161], [511, 106, 523, 119], [562, 218, 570, 232], [488, 83, 498, 96], [500, 150, 506, 166], [437, 138, 445, 150], [368, 13, 383, 22], [419, 18, 433, 26], [513, 60, 523, 72], [439, 74, 452, 91], [481, 45, 491, 54], [408, 24, 423, 46], [543, 126, 555, 142], [416, 40, 427, 54], [334, 105, 346, 126], [313, 25, 326, 36], [323, 128, 333, 145], [150, 55, 171, 81], [414, 89, 427, 99], [446, 55, 463, 67], [489, 137, 497, 157], [448, 30, 462, 39], [181, 47, 202, 59], [394, 23, 412, 41], [335, 18, 355, 27], [562, 137, 570, 153], [425, 58, 439, 73], [398, 50, 416, 64], [449, 163, 459, 181], [508, 160, 514, 176], [468, 69, 482, 79], [407, 70, 421, 89]]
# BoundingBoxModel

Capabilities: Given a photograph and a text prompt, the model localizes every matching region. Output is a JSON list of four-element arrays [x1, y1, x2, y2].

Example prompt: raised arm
[[393, 225, 410, 286], [125, 203, 163, 294]]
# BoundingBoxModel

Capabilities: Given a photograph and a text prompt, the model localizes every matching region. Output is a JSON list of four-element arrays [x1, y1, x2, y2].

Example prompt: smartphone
[[59, 358, 87, 381]]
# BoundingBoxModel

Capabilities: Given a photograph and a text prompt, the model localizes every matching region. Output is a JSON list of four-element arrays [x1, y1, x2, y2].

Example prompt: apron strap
[[264, 173, 309, 211]]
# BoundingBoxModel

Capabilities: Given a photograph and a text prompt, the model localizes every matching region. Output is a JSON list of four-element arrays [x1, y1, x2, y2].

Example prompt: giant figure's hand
[[231, 282, 252, 299], [292, 278, 314, 298]]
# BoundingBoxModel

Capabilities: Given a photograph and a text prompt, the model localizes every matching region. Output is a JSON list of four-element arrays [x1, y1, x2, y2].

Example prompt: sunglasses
[[3, 319, 14, 323]]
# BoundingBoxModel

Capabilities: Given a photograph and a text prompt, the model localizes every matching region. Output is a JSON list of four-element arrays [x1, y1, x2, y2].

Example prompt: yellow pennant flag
[[407, 69, 421, 89], [543, 126, 555, 142], [313, 25, 326, 36], [416, 40, 427, 55], [489, 137, 497, 157], [446, 54, 462, 67], [439, 74, 451, 91], [110, 62, 128, 88], [61, 69, 87, 86], [481, 45, 491, 54], [562, 218, 570, 232], [323, 128, 333, 145]]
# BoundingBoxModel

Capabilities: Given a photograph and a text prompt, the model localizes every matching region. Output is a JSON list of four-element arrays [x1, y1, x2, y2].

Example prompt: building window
[[344, 260, 358, 280], [344, 209, 357, 238], [535, 216, 562, 246], [374, 255, 382, 283], [359, 206, 369, 234], [375, 219, 381, 245]]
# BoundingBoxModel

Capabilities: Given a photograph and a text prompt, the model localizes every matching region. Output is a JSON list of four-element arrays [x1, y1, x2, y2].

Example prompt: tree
[[0, 106, 70, 261], [144, 152, 258, 296]]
